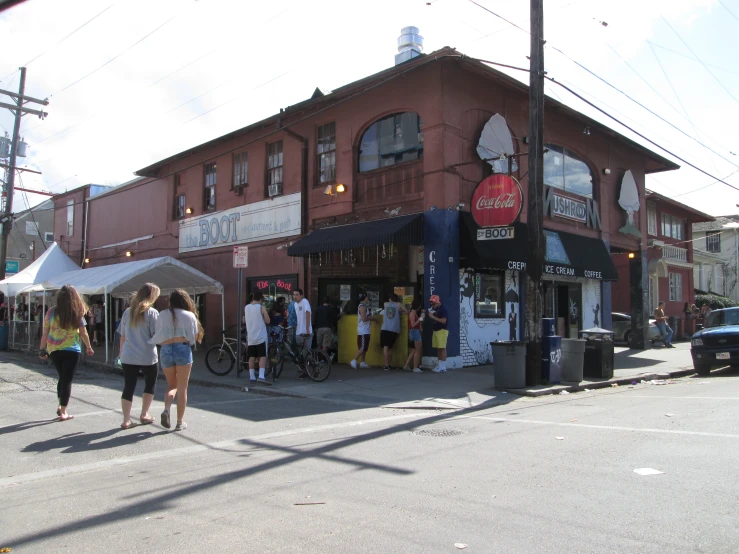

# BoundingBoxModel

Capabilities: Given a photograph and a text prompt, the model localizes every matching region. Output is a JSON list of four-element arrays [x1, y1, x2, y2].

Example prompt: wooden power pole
[[524, 0, 545, 386], [0, 67, 49, 280]]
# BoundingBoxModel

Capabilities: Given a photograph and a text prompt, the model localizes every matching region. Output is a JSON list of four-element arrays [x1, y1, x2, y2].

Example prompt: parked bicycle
[[267, 326, 331, 382], [205, 324, 247, 376]]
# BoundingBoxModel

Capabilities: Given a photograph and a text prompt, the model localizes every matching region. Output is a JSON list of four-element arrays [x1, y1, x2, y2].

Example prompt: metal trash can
[[491, 341, 527, 389], [541, 334, 562, 384], [580, 327, 614, 379], [0, 322, 7, 351], [561, 338, 586, 382]]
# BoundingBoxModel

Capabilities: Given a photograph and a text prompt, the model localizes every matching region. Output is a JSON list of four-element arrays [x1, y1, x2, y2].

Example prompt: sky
[[0, 0, 737, 218]]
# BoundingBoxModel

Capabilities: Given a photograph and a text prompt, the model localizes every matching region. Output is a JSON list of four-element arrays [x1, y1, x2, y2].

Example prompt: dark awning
[[459, 212, 619, 281], [287, 213, 424, 256]]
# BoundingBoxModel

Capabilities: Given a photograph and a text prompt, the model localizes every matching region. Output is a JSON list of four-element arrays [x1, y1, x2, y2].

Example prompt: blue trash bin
[[0, 322, 8, 351], [542, 318, 556, 337], [541, 335, 562, 384]]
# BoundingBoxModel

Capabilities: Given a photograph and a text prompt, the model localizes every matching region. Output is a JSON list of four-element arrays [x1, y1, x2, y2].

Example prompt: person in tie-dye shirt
[[39, 285, 95, 421]]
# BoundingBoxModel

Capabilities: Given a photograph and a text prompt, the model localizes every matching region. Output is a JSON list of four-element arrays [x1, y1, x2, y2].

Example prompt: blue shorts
[[160, 342, 193, 368], [409, 329, 422, 342]]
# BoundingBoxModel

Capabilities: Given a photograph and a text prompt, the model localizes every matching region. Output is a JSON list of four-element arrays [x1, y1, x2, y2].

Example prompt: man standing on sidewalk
[[245, 292, 272, 385], [293, 289, 313, 378], [428, 294, 449, 372], [351, 293, 377, 369], [380, 293, 407, 371], [315, 297, 340, 355], [653, 301, 675, 348]]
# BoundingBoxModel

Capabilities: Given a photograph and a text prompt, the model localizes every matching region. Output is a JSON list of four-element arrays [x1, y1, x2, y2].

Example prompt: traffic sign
[[5, 260, 19, 275], [233, 245, 248, 268]]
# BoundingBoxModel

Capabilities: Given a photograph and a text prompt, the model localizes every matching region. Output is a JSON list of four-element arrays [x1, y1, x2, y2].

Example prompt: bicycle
[[267, 326, 331, 382], [205, 324, 247, 376]]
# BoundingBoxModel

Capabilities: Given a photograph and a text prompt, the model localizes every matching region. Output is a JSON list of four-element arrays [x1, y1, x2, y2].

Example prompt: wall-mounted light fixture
[[125, 251, 133, 257], [628, 252, 636, 259], [185, 207, 193, 215], [603, 168, 611, 175], [324, 184, 346, 197], [84, 258, 90, 264], [583, 126, 591, 136]]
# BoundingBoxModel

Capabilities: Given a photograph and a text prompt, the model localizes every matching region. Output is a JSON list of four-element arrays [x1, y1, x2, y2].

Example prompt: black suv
[[690, 307, 739, 375]]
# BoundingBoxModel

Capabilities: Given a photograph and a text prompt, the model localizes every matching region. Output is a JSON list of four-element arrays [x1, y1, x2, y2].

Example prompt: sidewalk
[[7, 341, 697, 404]]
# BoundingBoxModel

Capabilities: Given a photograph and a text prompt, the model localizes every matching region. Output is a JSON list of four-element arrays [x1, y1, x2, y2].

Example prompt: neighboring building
[[6, 198, 54, 274], [52, 34, 679, 363], [693, 215, 739, 303], [611, 190, 713, 337], [51, 183, 116, 266]]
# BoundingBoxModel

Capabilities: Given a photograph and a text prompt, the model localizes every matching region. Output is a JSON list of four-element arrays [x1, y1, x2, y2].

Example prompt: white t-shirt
[[245, 303, 268, 346], [295, 298, 312, 335], [149, 309, 199, 345], [357, 303, 371, 335]]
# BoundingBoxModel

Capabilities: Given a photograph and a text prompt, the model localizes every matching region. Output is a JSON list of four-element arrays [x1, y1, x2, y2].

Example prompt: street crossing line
[[474, 416, 739, 438], [0, 413, 423, 489]]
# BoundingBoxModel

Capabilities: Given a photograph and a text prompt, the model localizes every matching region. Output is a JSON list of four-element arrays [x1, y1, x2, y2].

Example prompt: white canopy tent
[[31, 256, 224, 363], [0, 242, 80, 297]]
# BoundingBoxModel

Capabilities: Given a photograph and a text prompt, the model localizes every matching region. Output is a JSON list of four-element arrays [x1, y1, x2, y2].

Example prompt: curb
[[0, 350, 304, 400], [499, 367, 697, 397]]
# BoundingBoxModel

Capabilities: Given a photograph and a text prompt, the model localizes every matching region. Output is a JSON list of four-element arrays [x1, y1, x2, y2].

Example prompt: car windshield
[[705, 309, 739, 328]]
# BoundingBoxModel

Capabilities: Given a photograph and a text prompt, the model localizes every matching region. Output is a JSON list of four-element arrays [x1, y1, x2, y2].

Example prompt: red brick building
[[51, 42, 678, 361]]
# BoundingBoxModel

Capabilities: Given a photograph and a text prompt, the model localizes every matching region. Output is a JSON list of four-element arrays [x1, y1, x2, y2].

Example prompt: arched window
[[543, 144, 594, 198], [359, 112, 423, 173]]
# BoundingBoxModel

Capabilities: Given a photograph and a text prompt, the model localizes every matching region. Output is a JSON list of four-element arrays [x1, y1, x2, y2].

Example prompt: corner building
[[58, 46, 678, 364]]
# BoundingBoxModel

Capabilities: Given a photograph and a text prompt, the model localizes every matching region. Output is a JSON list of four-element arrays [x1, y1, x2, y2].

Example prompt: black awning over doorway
[[459, 212, 619, 281], [287, 213, 424, 256]]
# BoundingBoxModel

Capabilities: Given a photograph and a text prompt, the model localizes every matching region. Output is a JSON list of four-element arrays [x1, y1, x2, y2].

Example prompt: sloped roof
[[646, 190, 715, 223], [693, 214, 739, 232], [0, 242, 80, 297]]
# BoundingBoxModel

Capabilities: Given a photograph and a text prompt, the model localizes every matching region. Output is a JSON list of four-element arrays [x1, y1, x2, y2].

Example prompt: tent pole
[[221, 293, 225, 336], [105, 294, 110, 364], [27, 292, 31, 351]]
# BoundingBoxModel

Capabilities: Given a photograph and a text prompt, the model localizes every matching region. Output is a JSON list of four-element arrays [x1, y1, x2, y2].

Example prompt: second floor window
[[268, 141, 283, 188], [175, 194, 186, 219], [669, 272, 683, 302], [359, 112, 423, 172], [661, 213, 683, 240], [204, 162, 216, 210], [317, 122, 336, 183], [543, 144, 594, 198], [647, 204, 657, 236], [233, 151, 248, 189], [706, 231, 721, 253], [66, 199, 74, 236]]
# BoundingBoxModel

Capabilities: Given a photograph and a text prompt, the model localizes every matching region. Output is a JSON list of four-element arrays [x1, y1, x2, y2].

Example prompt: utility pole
[[0, 67, 49, 280], [524, 0, 545, 386]]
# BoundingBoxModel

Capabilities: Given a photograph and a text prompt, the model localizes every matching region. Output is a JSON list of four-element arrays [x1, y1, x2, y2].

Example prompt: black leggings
[[121, 363, 158, 402], [50, 350, 80, 407]]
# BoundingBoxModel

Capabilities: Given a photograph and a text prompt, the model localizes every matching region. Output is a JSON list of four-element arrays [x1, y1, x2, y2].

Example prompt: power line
[[719, 0, 739, 22], [670, 169, 739, 198], [661, 16, 739, 106], [646, 41, 739, 77]]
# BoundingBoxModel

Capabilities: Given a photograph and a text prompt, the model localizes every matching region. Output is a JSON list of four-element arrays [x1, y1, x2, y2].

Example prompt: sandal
[[58, 414, 74, 421], [139, 415, 155, 425], [120, 421, 138, 430]]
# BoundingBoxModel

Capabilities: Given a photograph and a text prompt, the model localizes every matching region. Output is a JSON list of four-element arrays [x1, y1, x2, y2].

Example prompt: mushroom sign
[[618, 170, 641, 237]]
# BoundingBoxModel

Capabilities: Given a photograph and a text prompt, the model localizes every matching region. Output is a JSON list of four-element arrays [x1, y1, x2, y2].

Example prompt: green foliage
[[696, 293, 739, 310]]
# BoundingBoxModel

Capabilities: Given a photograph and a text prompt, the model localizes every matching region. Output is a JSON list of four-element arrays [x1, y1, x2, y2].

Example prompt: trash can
[[0, 322, 7, 351], [541, 334, 562, 384], [561, 338, 586, 382], [491, 341, 527, 389], [580, 327, 614, 379], [542, 318, 556, 337]]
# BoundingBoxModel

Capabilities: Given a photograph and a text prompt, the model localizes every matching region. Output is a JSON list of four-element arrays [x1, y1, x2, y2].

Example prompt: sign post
[[233, 246, 248, 377]]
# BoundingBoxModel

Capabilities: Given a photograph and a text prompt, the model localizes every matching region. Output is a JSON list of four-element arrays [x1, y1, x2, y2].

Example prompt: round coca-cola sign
[[470, 174, 523, 228]]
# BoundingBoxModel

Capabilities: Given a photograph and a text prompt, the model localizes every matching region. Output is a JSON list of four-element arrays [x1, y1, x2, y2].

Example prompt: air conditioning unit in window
[[44, 232, 54, 243], [268, 184, 282, 197]]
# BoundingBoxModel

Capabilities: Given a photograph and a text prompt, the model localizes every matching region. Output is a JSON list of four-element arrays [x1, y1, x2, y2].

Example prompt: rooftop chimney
[[395, 26, 423, 66]]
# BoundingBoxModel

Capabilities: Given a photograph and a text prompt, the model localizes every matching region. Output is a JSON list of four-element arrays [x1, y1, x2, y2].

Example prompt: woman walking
[[150, 289, 203, 431], [39, 285, 94, 421], [402, 300, 425, 373], [119, 283, 160, 430]]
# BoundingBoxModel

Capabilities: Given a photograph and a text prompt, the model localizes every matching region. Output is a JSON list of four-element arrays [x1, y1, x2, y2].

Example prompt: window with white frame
[[706, 231, 721, 253], [233, 151, 248, 189], [66, 199, 74, 236], [647, 204, 657, 236], [204, 162, 216, 211], [267, 141, 283, 191], [317, 122, 336, 184], [661, 213, 684, 240], [669, 272, 683, 302]]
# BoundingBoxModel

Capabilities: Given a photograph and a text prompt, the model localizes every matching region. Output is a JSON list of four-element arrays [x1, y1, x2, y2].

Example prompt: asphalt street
[[1, 355, 738, 553]]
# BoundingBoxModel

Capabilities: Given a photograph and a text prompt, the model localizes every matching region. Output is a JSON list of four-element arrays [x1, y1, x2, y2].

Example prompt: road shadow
[[0, 419, 59, 435], [22, 427, 169, 454]]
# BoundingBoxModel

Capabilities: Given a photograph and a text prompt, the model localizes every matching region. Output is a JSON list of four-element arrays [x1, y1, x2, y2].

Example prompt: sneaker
[[350, 359, 357, 369], [413, 368, 423, 373], [383, 366, 390, 371], [359, 362, 370, 369], [174, 421, 187, 431], [257, 378, 272, 386], [161, 409, 171, 429], [432, 367, 444, 373]]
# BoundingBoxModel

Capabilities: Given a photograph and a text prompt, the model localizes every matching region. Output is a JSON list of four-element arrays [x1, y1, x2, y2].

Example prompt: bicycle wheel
[[305, 349, 331, 382], [205, 344, 235, 376], [267, 343, 285, 378]]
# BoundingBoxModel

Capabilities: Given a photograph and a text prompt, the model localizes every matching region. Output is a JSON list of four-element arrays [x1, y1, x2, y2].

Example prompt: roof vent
[[395, 26, 423, 66]]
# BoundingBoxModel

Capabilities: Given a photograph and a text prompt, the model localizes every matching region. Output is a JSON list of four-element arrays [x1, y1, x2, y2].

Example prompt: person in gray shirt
[[119, 283, 160, 429], [380, 293, 408, 370]]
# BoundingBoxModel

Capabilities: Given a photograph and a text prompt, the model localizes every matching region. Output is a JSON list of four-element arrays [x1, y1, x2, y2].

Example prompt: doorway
[[543, 282, 582, 338]]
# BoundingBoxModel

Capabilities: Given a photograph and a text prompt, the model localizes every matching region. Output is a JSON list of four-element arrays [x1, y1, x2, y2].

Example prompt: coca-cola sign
[[470, 174, 523, 228]]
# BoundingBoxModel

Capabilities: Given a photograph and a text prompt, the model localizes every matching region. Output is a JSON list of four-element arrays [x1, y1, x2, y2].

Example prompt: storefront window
[[475, 272, 504, 318], [247, 274, 298, 304]]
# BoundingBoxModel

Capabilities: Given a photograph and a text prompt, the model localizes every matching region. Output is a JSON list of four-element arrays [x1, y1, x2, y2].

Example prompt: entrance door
[[549, 282, 581, 338]]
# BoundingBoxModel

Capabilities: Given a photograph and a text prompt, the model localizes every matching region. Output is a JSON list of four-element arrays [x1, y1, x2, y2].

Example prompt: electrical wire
[[719, 0, 739, 22], [646, 41, 739, 77]]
